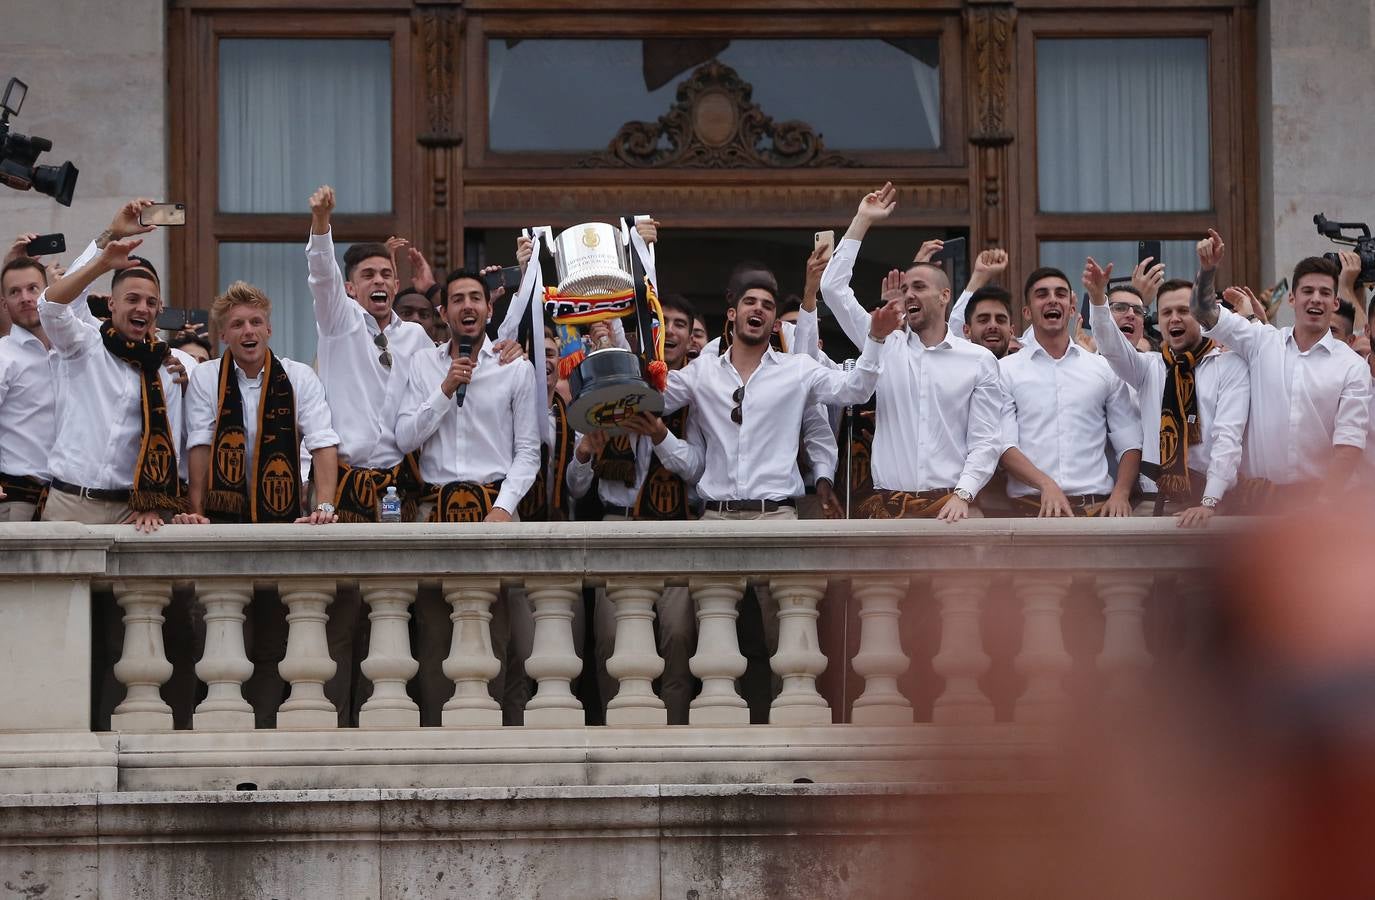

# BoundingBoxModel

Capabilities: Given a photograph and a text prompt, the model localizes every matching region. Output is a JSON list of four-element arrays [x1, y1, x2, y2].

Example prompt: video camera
[[0, 77, 78, 207], [1314, 213, 1375, 286]]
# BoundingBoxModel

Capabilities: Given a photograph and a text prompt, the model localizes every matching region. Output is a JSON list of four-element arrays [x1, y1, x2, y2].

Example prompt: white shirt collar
[[6, 325, 46, 352]]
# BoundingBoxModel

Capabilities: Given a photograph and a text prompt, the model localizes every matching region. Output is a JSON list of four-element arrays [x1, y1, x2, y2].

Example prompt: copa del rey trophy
[[534, 216, 668, 433]]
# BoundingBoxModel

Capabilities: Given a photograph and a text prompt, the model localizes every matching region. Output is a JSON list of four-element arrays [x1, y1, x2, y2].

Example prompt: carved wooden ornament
[[579, 61, 855, 169]]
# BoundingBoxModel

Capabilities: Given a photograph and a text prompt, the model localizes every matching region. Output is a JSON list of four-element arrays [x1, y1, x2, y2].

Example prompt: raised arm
[[803, 300, 902, 407], [305, 185, 355, 337], [951, 249, 1009, 338], [1190, 228, 1225, 330], [1083, 257, 1153, 389]]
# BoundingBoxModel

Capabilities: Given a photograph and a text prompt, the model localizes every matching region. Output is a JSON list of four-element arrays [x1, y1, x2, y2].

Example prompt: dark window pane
[[488, 38, 940, 152]]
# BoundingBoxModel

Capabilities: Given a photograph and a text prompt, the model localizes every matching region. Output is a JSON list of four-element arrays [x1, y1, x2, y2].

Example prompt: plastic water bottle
[[380, 486, 402, 523]]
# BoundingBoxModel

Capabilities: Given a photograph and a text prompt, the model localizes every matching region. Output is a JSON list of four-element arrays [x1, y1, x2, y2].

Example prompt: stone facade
[[1259, 0, 1375, 287], [0, 0, 167, 282]]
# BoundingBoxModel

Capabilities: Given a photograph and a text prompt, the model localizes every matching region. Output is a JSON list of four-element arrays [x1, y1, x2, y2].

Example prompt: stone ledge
[[0, 518, 1237, 580]]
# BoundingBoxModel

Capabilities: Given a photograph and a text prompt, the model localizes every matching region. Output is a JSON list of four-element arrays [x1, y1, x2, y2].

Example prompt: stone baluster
[[850, 577, 913, 725], [191, 580, 254, 731], [605, 578, 667, 726], [441, 578, 502, 727], [1013, 574, 1074, 724], [1095, 574, 1154, 700], [110, 580, 175, 731], [931, 575, 994, 725], [768, 576, 830, 725], [276, 580, 338, 729], [359, 580, 420, 728], [522, 578, 584, 727], [688, 577, 749, 725]]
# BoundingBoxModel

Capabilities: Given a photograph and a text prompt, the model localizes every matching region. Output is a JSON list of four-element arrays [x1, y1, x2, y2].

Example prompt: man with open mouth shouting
[[1086, 250, 1250, 527], [305, 185, 434, 523], [997, 266, 1144, 518], [1192, 229, 1371, 512], [805, 183, 1004, 523]]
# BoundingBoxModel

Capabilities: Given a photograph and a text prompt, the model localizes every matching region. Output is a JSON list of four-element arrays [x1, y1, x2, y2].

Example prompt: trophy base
[[568, 348, 664, 433]]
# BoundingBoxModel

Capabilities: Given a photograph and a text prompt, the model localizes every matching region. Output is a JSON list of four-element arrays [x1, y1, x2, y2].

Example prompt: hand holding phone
[[483, 265, 522, 295], [813, 230, 835, 262], [139, 203, 186, 227], [25, 233, 65, 256], [1138, 240, 1162, 266], [935, 236, 967, 263]]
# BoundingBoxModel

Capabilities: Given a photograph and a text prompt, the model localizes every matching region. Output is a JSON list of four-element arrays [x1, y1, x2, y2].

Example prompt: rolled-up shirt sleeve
[[294, 366, 341, 451], [1105, 377, 1144, 459], [185, 363, 219, 449], [494, 364, 541, 514], [957, 354, 1005, 496], [1334, 358, 1372, 450]]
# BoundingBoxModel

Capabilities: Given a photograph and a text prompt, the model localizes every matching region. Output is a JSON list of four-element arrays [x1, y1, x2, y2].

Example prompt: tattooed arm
[[1191, 229, 1225, 330]]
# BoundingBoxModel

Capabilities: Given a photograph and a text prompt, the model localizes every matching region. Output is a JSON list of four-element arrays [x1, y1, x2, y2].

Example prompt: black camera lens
[[32, 160, 77, 207]]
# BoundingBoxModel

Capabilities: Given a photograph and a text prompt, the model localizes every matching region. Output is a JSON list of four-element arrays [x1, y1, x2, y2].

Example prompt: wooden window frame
[[1013, 9, 1259, 287], [168, 7, 418, 314]]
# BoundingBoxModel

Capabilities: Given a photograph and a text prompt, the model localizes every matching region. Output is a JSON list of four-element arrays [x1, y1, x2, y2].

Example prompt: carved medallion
[[579, 61, 855, 169]]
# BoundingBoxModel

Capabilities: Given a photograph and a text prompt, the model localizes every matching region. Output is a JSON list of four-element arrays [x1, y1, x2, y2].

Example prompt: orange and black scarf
[[207, 351, 301, 523], [1158, 339, 1216, 500], [334, 454, 422, 523], [100, 322, 186, 514], [632, 407, 691, 520], [856, 490, 953, 520], [424, 480, 502, 523], [519, 393, 574, 522], [594, 431, 638, 488]]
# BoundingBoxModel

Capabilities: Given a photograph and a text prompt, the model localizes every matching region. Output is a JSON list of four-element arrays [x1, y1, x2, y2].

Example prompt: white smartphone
[[814, 230, 835, 260]]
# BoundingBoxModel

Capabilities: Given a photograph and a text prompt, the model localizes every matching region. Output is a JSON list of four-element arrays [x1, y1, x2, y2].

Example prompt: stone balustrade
[[0, 519, 1224, 796]]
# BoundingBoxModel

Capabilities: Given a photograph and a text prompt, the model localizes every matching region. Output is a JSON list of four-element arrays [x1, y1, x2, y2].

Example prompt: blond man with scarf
[[1085, 256, 1250, 526], [176, 282, 340, 526]]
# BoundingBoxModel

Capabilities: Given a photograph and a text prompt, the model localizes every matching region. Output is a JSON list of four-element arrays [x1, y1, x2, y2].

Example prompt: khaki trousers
[[40, 490, 133, 524]]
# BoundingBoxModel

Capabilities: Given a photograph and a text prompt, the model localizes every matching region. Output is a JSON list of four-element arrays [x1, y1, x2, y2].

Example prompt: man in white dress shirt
[[1191, 230, 1371, 510], [809, 184, 1004, 521], [0, 257, 56, 521], [395, 268, 541, 721], [1085, 257, 1249, 526], [998, 266, 1143, 517], [306, 185, 434, 522], [39, 237, 188, 531], [175, 281, 341, 525]]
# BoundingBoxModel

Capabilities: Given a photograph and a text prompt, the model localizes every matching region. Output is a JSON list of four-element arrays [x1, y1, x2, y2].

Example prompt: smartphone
[[813, 230, 835, 261], [157, 308, 187, 331], [140, 203, 186, 227], [25, 233, 65, 256], [1138, 240, 1162, 266], [483, 265, 522, 295], [185, 309, 210, 329], [936, 236, 967, 262]]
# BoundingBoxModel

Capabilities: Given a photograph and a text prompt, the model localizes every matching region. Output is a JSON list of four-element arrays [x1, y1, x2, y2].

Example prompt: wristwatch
[[1200, 496, 1219, 509], [315, 502, 336, 516], [953, 488, 974, 503]]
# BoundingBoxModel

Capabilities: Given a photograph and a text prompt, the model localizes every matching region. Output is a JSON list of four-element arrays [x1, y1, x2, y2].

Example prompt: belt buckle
[[79, 486, 93, 500]]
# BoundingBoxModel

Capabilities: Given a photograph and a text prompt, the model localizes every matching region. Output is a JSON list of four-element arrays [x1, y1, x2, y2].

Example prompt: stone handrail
[[0, 519, 1227, 793]]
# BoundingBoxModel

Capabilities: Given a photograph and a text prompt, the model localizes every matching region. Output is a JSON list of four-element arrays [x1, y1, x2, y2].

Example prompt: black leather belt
[[703, 498, 796, 514], [603, 504, 635, 518], [50, 479, 131, 503]]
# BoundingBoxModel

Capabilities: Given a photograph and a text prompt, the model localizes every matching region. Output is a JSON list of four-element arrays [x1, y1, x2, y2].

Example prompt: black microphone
[[455, 340, 472, 407]]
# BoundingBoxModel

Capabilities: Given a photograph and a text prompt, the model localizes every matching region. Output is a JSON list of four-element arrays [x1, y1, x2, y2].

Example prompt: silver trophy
[[542, 218, 663, 433]]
